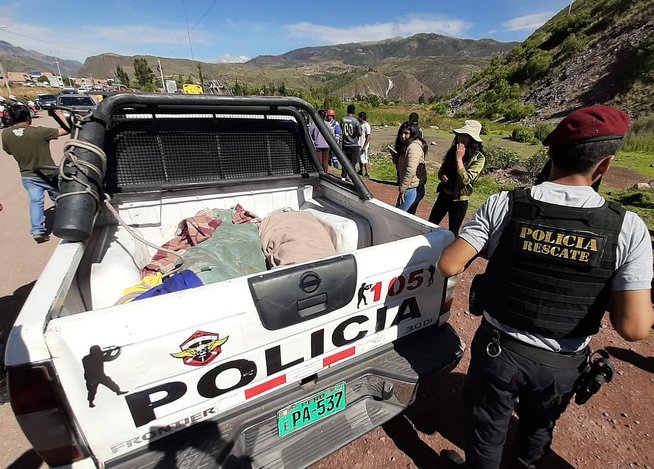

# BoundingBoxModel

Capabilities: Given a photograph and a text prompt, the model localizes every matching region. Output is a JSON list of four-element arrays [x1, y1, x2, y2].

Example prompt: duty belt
[[480, 318, 589, 369]]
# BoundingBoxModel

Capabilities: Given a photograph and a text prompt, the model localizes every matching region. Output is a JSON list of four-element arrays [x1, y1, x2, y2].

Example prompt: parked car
[[36, 93, 57, 109], [56, 93, 97, 117]]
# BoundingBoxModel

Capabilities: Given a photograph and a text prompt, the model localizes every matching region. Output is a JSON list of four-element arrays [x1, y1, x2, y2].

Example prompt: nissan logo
[[299, 272, 321, 293]]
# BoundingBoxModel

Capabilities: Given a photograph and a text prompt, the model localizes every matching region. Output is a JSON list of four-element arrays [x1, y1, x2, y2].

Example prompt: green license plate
[[277, 382, 346, 437]]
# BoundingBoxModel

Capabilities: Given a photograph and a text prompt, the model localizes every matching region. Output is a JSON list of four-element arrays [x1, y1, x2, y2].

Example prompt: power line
[[0, 27, 97, 55], [182, 0, 194, 60], [169, 0, 219, 57]]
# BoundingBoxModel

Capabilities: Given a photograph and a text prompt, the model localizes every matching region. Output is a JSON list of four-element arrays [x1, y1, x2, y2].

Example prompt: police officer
[[437, 105, 654, 469]]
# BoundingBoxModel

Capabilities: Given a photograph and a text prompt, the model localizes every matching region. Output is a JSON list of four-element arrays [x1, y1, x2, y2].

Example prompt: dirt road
[[1, 116, 652, 468]]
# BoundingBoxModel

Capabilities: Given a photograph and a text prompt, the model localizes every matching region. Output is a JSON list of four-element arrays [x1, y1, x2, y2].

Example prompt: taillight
[[9, 366, 57, 413], [439, 277, 456, 316], [8, 364, 87, 466]]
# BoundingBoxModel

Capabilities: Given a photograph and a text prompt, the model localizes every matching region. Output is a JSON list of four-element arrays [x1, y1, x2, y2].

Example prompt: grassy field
[[612, 150, 654, 178]]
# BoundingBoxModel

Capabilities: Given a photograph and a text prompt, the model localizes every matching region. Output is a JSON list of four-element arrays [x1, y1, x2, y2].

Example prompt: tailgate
[[44, 230, 453, 463]]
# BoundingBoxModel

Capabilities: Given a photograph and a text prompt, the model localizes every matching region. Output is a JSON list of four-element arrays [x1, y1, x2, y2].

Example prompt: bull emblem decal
[[171, 330, 229, 366]]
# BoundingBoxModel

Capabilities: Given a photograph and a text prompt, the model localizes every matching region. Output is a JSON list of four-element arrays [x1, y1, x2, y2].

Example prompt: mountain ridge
[[2, 33, 518, 103], [0, 41, 82, 77]]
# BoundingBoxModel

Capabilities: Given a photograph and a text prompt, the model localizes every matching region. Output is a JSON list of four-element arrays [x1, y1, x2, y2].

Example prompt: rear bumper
[[106, 324, 463, 469]]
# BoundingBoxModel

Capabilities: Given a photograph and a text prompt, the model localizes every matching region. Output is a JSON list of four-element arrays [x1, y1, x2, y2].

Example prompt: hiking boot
[[33, 234, 50, 244]]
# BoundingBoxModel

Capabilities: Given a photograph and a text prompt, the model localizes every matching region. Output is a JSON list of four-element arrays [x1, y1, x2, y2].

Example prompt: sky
[[0, 0, 574, 64]]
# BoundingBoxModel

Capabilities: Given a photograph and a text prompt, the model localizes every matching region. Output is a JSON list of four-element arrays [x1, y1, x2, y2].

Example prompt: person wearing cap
[[309, 110, 330, 172], [2, 104, 69, 243], [428, 120, 485, 235], [436, 105, 654, 469]]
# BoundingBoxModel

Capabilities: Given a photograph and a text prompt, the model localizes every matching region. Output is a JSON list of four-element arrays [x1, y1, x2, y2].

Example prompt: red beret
[[543, 105, 630, 147]]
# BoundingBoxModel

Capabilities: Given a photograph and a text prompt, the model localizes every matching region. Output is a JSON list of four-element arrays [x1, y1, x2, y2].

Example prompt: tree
[[115, 65, 130, 88], [37, 75, 49, 83], [133, 58, 155, 88], [277, 82, 287, 96]]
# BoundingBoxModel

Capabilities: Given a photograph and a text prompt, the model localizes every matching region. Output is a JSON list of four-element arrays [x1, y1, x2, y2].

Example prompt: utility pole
[[157, 57, 166, 93], [0, 25, 10, 96], [53, 57, 63, 88]]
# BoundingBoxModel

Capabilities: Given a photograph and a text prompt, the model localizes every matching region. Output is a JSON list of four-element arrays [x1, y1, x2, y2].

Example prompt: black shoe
[[441, 449, 467, 468], [117, 390, 128, 395], [33, 234, 50, 244], [89, 401, 95, 408]]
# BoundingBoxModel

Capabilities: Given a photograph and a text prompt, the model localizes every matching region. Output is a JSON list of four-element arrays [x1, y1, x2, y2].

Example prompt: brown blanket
[[259, 211, 337, 267]]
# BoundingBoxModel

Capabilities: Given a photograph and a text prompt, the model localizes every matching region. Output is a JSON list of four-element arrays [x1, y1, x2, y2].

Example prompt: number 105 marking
[[369, 268, 425, 301]]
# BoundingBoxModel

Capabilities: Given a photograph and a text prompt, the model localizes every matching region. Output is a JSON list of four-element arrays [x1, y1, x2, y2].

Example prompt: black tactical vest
[[483, 188, 625, 339]]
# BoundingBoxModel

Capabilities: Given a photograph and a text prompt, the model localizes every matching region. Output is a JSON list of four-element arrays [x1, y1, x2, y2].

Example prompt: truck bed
[[58, 176, 440, 316]]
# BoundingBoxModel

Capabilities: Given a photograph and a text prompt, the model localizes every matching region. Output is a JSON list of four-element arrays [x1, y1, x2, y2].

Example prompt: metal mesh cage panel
[[104, 113, 315, 192]]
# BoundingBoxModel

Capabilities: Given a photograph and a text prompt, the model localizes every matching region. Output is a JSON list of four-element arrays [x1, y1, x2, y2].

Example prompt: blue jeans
[[21, 176, 59, 236], [396, 186, 425, 214]]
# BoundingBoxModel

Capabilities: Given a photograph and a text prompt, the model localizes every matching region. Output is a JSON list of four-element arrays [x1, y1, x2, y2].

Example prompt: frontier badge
[[171, 331, 229, 366]]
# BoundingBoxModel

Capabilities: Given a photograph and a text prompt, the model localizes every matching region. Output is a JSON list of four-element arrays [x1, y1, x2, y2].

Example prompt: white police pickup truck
[[5, 94, 463, 468]]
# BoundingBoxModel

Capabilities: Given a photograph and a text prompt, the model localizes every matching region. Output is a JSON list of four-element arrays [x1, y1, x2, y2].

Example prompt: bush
[[559, 33, 588, 59], [534, 123, 555, 142], [509, 50, 553, 84], [502, 100, 537, 121], [623, 113, 654, 152], [431, 101, 448, 116], [511, 127, 537, 144], [525, 147, 550, 177], [482, 145, 519, 174]]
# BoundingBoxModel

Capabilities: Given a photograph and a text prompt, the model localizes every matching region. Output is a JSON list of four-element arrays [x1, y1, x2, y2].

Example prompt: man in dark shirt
[[2, 105, 68, 242], [339, 104, 362, 180]]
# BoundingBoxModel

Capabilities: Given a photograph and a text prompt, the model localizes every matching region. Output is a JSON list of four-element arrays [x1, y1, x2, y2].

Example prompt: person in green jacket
[[428, 120, 485, 234]]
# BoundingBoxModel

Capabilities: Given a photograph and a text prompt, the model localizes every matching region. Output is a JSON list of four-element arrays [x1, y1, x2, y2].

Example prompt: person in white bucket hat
[[428, 119, 486, 234]]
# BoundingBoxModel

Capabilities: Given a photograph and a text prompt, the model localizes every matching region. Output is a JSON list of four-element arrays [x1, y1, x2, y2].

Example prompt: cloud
[[214, 53, 251, 63], [286, 15, 471, 44], [92, 25, 210, 46], [501, 12, 553, 32], [0, 6, 211, 62]]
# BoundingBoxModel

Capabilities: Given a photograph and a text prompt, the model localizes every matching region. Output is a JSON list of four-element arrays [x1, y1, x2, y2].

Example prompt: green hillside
[[452, 0, 654, 119]]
